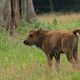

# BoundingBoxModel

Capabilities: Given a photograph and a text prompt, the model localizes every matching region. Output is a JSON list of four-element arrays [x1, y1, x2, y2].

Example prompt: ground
[[0, 13, 80, 80]]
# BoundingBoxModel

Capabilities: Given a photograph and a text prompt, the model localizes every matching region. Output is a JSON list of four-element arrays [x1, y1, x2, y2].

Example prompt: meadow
[[0, 13, 80, 80]]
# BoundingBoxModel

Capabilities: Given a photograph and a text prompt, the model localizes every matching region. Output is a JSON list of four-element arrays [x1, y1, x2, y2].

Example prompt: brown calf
[[23, 28, 80, 68]]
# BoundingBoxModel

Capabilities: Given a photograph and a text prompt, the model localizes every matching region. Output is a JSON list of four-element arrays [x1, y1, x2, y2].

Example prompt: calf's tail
[[73, 29, 80, 35]]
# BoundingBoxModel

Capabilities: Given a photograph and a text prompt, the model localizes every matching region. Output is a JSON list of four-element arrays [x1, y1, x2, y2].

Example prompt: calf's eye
[[29, 34, 33, 37]]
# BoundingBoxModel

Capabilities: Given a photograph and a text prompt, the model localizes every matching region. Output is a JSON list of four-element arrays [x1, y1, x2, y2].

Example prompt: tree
[[50, 0, 53, 12], [3, 0, 36, 36], [26, 0, 36, 22], [3, 0, 20, 36], [21, 0, 36, 22]]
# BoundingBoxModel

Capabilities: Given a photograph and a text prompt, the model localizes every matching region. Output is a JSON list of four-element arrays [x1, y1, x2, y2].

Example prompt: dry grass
[[0, 61, 80, 80], [37, 13, 80, 25]]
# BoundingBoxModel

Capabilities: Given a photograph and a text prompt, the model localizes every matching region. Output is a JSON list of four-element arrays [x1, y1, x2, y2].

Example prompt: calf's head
[[23, 29, 43, 46]]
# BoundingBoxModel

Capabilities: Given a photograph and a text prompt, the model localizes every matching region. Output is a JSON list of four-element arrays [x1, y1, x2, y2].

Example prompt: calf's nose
[[23, 40, 29, 45], [23, 40, 27, 44]]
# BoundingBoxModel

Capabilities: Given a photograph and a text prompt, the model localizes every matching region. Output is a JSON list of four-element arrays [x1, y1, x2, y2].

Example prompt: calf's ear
[[37, 28, 42, 34]]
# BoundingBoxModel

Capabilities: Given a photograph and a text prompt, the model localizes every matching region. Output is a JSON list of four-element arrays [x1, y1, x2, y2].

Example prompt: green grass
[[0, 14, 80, 80]]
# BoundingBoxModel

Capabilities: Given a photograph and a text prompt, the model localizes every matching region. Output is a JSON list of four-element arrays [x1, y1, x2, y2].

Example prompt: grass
[[0, 13, 80, 80]]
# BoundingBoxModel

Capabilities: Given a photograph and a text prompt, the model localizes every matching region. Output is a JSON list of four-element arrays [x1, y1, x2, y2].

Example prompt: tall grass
[[0, 13, 80, 80]]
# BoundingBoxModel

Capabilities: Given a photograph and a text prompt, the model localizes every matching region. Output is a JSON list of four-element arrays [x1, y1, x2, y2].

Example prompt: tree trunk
[[26, 0, 36, 22], [0, 0, 6, 25], [50, 0, 53, 12], [3, 0, 12, 34], [3, 0, 21, 36], [21, 0, 27, 18], [14, 0, 21, 25], [3, 0, 36, 36], [20, 0, 36, 21]]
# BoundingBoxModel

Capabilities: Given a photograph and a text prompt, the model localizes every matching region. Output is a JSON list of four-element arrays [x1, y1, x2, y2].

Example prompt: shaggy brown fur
[[23, 28, 80, 68]]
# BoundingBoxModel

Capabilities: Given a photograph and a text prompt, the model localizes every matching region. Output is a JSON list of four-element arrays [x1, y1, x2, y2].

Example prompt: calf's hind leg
[[73, 35, 79, 61], [66, 50, 78, 68], [66, 51, 74, 63]]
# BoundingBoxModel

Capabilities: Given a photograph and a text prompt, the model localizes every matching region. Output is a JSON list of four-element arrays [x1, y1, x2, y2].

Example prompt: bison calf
[[23, 28, 80, 68]]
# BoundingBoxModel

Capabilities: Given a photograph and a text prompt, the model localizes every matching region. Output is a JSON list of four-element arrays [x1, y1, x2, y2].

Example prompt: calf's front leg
[[54, 53, 60, 70], [46, 54, 53, 68]]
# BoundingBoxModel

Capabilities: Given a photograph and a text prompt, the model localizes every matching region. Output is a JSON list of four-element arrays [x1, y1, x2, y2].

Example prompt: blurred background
[[0, 0, 80, 80]]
